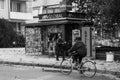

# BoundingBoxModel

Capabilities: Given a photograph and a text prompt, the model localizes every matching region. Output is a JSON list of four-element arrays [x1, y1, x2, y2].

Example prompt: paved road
[[0, 64, 118, 80]]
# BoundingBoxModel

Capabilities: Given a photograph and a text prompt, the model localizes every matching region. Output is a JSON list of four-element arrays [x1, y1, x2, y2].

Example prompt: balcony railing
[[38, 12, 87, 20]]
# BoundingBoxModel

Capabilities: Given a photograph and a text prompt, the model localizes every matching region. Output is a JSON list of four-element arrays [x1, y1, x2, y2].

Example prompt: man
[[68, 37, 87, 64], [56, 33, 65, 61]]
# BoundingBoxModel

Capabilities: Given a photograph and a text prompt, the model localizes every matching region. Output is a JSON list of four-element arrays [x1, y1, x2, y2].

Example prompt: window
[[17, 2, 21, 12], [0, 0, 4, 9], [10, 1, 26, 12]]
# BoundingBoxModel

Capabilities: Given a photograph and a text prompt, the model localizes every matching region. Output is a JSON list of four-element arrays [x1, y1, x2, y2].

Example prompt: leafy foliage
[[15, 35, 25, 47], [0, 19, 25, 48], [67, 0, 120, 39], [109, 0, 120, 23], [67, 0, 120, 23], [0, 19, 16, 47]]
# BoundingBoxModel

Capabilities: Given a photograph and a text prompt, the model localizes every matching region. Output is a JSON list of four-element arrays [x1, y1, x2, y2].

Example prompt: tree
[[108, 0, 120, 23], [0, 19, 17, 47], [93, 0, 120, 38], [67, 0, 120, 39], [67, 0, 120, 23]]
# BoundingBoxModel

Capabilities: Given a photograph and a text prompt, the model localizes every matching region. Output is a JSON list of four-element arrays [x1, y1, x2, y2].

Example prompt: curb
[[0, 61, 120, 78], [0, 61, 60, 68]]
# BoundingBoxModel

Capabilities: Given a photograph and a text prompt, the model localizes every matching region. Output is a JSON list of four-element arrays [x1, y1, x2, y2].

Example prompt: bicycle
[[60, 52, 97, 78]]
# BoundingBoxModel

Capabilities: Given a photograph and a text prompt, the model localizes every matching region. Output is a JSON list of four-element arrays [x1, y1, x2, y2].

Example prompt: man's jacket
[[68, 41, 87, 55]]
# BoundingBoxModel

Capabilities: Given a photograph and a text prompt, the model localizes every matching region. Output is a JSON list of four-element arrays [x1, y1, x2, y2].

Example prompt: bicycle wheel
[[60, 58, 73, 75], [81, 61, 97, 78]]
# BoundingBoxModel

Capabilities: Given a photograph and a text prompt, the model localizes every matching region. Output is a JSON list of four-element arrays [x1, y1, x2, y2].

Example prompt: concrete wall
[[32, 0, 62, 7], [0, 48, 25, 54], [43, 0, 62, 5]]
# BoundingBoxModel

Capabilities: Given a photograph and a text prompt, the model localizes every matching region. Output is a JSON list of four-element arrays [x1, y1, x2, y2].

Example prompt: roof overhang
[[25, 18, 93, 27]]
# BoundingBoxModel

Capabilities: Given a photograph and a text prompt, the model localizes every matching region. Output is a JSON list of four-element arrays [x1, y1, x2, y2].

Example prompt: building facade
[[0, 0, 33, 36], [25, 0, 93, 57], [32, 0, 63, 23], [25, 0, 120, 60]]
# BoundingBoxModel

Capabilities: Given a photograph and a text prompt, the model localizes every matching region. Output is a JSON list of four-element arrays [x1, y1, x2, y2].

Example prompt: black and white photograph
[[0, 0, 120, 80]]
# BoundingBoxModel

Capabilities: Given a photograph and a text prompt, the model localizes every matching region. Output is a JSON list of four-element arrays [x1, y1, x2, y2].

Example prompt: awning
[[25, 18, 93, 27]]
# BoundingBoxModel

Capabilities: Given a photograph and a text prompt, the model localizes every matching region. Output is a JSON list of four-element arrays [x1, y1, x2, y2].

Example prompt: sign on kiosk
[[72, 29, 80, 45]]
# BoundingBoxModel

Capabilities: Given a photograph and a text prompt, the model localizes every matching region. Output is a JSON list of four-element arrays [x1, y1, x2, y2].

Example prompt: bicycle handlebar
[[68, 51, 78, 57]]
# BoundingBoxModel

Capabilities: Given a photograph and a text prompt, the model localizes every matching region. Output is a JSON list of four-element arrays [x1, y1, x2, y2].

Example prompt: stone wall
[[25, 27, 42, 55]]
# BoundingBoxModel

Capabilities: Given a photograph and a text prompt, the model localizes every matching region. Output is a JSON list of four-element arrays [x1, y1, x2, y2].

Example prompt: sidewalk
[[0, 48, 120, 78]]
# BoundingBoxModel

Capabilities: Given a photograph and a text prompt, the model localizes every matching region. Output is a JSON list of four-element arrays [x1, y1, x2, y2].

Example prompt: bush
[[0, 19, 25, 48], [14, 35, 25, 47]]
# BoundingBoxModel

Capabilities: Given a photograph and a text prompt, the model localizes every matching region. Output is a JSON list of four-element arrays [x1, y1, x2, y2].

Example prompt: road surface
[[0, 64, 118, 80]]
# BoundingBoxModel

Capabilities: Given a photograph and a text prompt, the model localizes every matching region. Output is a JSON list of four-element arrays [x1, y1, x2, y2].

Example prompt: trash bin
[[106, 52, 114, 62]]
